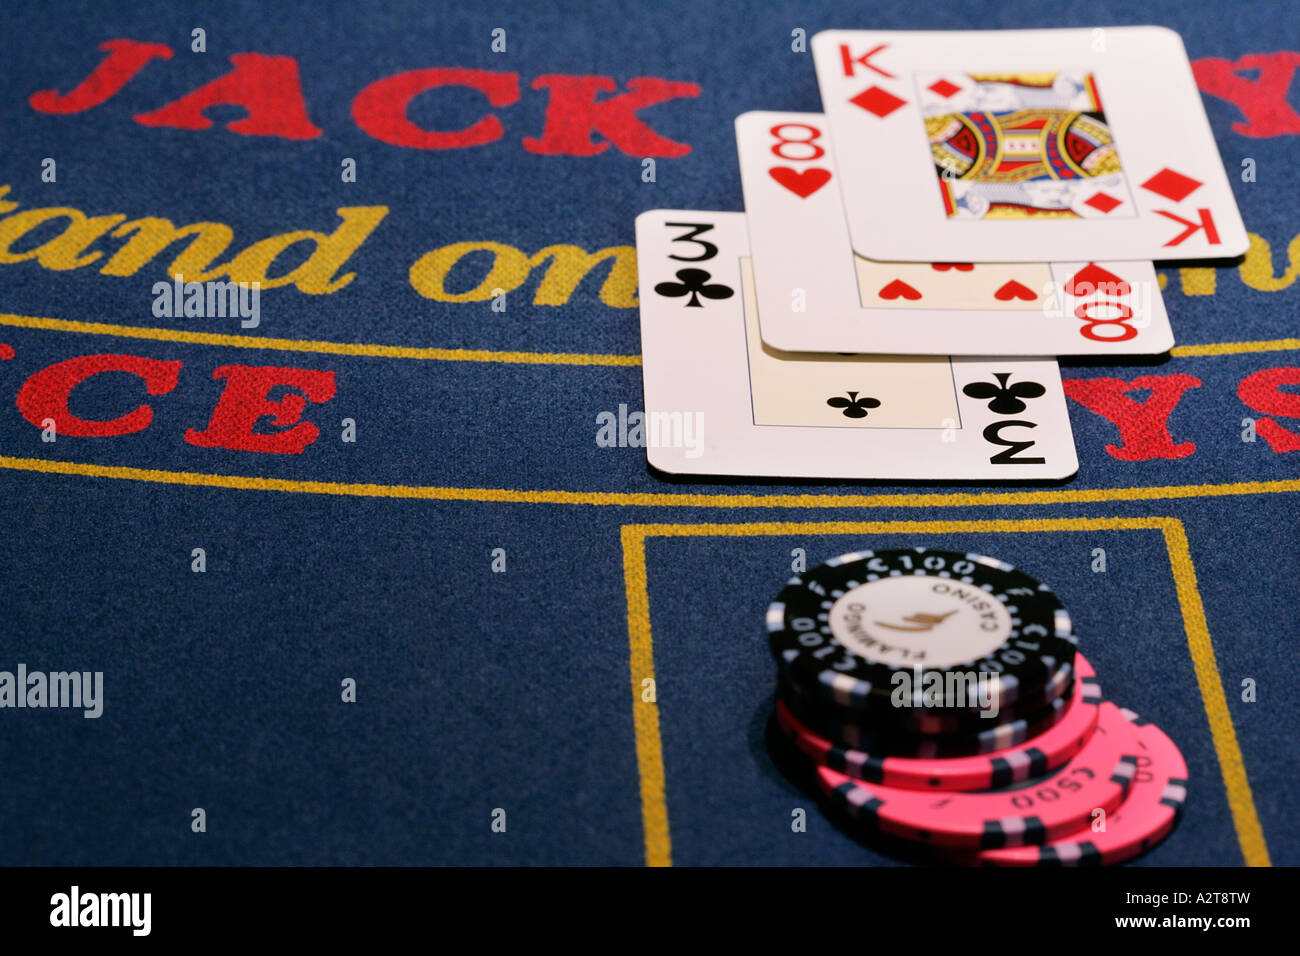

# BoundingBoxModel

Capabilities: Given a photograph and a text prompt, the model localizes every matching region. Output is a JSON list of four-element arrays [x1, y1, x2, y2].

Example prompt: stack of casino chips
[[767, 547, 1188, 866]]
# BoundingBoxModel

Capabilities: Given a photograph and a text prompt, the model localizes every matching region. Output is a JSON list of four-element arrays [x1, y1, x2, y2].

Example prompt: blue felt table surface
[[0, 0, 1295, 865]]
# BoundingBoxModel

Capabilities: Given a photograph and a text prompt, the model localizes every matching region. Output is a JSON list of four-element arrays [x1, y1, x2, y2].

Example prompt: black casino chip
[[780, 677, 1074, 760], [776, 649, 1074, 735], [767, 548, 1076, 718]]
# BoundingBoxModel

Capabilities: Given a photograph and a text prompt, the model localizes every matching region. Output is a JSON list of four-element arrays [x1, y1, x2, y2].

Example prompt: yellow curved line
[[2, 310, 1299, 364], [0, 312, 640, 367], [1170, 338, 1300, 358], [3, 455, 1300, 510]]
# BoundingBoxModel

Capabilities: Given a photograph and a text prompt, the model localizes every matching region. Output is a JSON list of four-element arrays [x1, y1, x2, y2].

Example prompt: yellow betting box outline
[[620, 518, 1271, 869]]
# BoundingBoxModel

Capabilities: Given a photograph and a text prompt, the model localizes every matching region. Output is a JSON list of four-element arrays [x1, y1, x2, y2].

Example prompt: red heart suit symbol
[[1064, 263, 1130, 297], [878, 279, 922, 300], [930, 263, 974, 271], [768, 167, 831, 198], [994, 280, 1037, 301]]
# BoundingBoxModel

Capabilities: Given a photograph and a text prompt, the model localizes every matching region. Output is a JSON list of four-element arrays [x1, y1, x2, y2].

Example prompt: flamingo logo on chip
[[828, 575, 1014, 668]]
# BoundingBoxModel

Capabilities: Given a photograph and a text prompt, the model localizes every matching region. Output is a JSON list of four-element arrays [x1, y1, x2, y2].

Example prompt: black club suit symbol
[[962, 372, 1046, 414], [654, 268, 734, 307], [827, 390, 882, 419]]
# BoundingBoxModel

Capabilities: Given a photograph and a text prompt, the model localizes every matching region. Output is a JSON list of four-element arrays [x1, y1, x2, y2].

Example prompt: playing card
[[635, 210, 1078, 480], [735, 109, 1173, 355], [811, 27, 1248, 262]]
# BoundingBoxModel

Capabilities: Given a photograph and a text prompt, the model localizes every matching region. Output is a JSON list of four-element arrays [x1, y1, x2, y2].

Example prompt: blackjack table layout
[[0, 0, 1295, 871]]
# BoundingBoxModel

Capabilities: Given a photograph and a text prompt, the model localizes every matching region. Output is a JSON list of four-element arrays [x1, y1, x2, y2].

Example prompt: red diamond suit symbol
[[1140, 168, 1203, 202], [850, 86, 906, 118], [1084, 192, 1124, 214]]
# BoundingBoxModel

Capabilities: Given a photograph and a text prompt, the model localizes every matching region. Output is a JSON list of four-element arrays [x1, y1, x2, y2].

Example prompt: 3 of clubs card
[[635, 210, 1078, 480], [810, 27, 1248, 263], [735, 109, 1173, 355]]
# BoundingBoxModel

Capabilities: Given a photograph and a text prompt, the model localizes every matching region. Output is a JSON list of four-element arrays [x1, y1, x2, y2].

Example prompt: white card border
[[735, 109, 1174, 355], [811, 26, 1248, 262], [636, 210, 1079, 480]]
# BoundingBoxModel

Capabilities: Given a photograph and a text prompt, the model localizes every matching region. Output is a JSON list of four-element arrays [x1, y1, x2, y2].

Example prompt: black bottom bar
[[0, 865, 1278, 940]]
